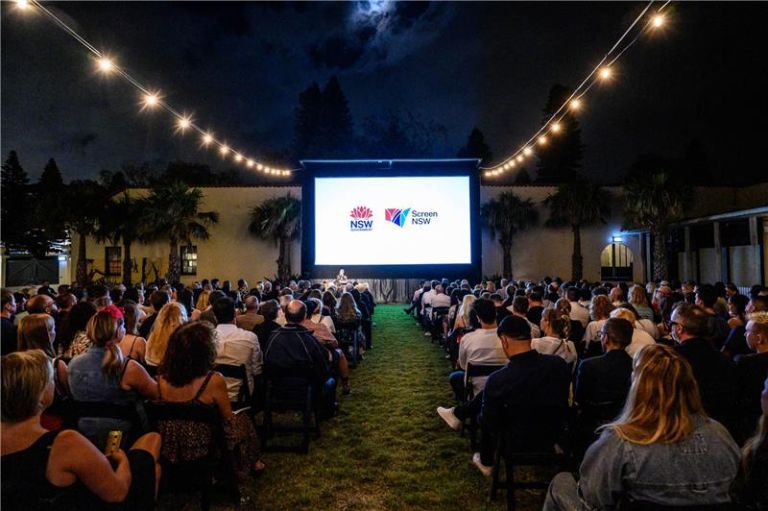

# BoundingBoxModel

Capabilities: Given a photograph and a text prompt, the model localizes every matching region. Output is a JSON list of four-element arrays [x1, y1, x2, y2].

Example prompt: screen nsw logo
[[349, 206, 374, 231], [385, 208, 438, 227]]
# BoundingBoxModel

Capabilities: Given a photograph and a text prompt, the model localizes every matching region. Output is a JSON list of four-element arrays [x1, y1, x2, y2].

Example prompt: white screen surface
[[314, 176, 472, 265]]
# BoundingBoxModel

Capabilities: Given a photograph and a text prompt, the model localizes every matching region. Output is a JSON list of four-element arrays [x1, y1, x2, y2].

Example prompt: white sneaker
[[472, 452, 493, 477], [437, 407, 462, 430], [424, 332, 432, 336]]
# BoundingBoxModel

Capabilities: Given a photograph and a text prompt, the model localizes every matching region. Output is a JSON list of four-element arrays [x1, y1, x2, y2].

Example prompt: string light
[[175, 116, 192, 133], [483, 0, 672, 178], [569, 98, 582, 111], [142, 92, 160, 110], [97, 57, 114, 73], [20, 0, 292, 178]]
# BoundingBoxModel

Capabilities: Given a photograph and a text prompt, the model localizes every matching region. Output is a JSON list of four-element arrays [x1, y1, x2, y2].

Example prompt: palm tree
[[623, 171, 689, 281], [544, 178, 611, 281], [64, 180, 107, 286], [95, 192, 145, 286], [480, 191, 538, 279], [142, 182, 219, 283], [249, 194, 301, 284]]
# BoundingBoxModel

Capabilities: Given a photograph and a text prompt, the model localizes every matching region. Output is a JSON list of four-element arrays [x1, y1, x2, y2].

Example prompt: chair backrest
[[432, 307, 451, 319], [466, 363, 505, 379], [144, 400, 220, 425], [264, 371, 315, 410], [214, 363, 250, 406], [500, 404, 569, 454], [72, 400, 141, 421]]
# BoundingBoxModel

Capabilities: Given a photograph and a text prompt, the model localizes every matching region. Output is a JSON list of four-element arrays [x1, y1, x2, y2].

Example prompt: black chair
[[144, 400, 240, 511], [213, 363, 252, 410], [262, 371, 321, 454], [335, 320, 363, 367], [489, 406, 572, 511], [71, 400, 149, 443], [430, 306, 451, 343], [459, 363, 505, 448]]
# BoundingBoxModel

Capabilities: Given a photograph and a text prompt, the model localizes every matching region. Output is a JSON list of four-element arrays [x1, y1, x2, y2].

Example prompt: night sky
[[2, 1, 767, 185]]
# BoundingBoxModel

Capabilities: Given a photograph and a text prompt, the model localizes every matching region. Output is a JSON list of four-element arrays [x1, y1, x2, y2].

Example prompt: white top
[[458, 328, 508, 394], [569, 300, 590, 327], [627, 328, 656, 358], [421, 289, 436, 313], [635, 319, 659, 340], [214, 323, 263, 402], [430, 293, 451, 309], [531, 336, 577, 366], [583, 319, 608, 346]]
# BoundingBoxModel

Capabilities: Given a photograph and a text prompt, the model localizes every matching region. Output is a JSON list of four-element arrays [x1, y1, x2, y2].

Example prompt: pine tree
[[1, 151, 32, 254], [293, 81, 323, 158], [318, 76, 354, 157], [31, 158, 68, 254], [536, 84, 584, 183], [457, 127, 493, 165]]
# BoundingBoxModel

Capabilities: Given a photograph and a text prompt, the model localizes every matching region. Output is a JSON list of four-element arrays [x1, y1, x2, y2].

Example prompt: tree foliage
[[457, 127, 493, 165], [293, 76, 354, 159], [249, 194, 301, 284], [480, 191, 538, 278]]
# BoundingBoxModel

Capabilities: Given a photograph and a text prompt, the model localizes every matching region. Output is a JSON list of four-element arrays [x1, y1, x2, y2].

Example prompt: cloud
[[307, 1, 454, 71]]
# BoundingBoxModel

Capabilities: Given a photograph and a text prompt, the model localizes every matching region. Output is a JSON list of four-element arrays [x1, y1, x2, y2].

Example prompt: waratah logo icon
[[349, 206, 374, 231], [385, 208, 411, 228], [350, 206, 373, 220]]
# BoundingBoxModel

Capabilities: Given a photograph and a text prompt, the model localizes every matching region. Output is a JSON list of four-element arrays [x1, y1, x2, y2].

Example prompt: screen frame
[[301, 159, 482, 280]]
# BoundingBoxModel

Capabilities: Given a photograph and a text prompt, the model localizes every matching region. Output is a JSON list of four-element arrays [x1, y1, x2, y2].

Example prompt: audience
[[236, 295, 264, 332], [118, 300, 147, 363], [531, 308, 577, 366], [544, 344, 740, 510], [1, 350, 161, 509], [610, 307, 656, 357], [138, 290, 170, 339], [1, 288, 17, 356]]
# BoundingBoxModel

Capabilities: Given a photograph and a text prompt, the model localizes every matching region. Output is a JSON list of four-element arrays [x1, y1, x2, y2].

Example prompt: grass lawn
[[164, 304, 547, 510]]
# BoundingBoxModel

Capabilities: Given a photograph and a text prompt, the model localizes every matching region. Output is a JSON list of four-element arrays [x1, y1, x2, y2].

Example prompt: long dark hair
[[159, 322, 216, 387]]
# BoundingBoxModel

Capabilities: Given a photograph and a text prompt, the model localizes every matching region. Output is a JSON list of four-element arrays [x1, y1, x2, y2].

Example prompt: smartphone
[[104, 430, 123, 456]]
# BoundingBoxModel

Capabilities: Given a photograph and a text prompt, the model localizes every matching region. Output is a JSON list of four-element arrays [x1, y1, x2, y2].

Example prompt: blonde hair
[[459, 294, 477, 326], [747, 311, 768, 335], [17, 313, 55, 357], [611, 307, 638, 324], [606, 344, 705, 444], [629, 285, 649, 307], [590, 295, 614, 320], [147, 302, 187, 364], [2, 350, 53, 422], [86, 310, 125, 379], [195, 290, 211, 311]]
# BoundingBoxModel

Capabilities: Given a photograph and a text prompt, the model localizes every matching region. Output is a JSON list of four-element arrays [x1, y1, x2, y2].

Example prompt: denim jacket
[[577, 415, 740, 509]]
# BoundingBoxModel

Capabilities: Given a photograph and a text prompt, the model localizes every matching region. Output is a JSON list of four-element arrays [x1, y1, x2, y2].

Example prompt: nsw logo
[[349, 206, 374, 231], [385, 208, 411, 228]]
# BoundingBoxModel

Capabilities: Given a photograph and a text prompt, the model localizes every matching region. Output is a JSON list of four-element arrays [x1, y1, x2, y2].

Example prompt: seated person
[[235, 296, 264, 332], [253, 300, 281, 352], [263, 300, 336, 413], [437, 316, 571, 476], [302, 298, 350, 395], [1, 350, 161, 509], [155, 322, 264, 476], [449, 298, 508, 401], [610, 307, 656, 357], [735, 312, 768, 441], [509, 296, 540, 339], [532, 309, 578, 366], [573, 318, 634, 458], [66, 306, 158, 448], [213, 297, 262, 404], [544, 344, 740, 510]]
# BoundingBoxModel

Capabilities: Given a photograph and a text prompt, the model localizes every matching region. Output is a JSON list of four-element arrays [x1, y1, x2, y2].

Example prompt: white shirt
[[635, 319, 659, 340], [421, 289, 436, 313], [568, 300, 590, 327], [627, 328, 655, 358], [214, 323, 262, 402], [583, 319, 608, 346], [458, 328, 508, 394], [430, 293, 451, 309], [531, 336, 577, 366]]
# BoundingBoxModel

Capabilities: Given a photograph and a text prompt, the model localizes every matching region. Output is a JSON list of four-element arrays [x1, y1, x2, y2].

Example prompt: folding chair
[[262, 371, 321, 454]]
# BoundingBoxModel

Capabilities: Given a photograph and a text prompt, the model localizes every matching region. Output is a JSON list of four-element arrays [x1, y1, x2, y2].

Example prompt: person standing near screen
[[336, 269, 348, 287]]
